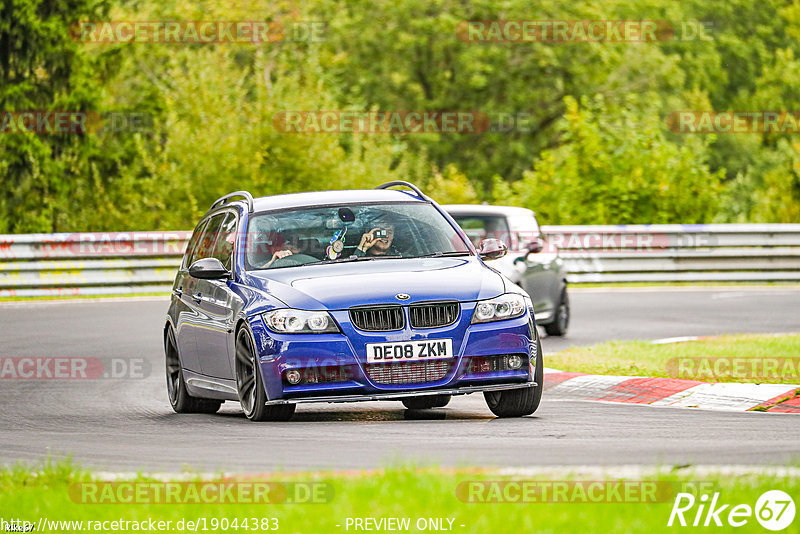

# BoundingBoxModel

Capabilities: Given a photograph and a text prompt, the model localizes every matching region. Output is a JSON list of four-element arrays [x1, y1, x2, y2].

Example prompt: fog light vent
[[285, 369, 302, 385], [506, 354, 524, 370]]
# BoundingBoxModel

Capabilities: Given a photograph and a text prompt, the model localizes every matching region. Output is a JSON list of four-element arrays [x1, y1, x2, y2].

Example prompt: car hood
[[242, 257, 506, 311]]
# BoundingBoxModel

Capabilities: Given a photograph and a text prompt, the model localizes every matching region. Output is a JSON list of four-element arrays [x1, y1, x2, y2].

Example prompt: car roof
[[443, 204, 535, 217], [239, 189, 427, 213]]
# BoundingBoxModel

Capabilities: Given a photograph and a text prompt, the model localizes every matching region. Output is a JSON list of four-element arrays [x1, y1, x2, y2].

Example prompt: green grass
[[570, 281, 800, 289], [2, 282, 796, 302], [0, 292, 169, 302], [2, 461, 800, 533], [547, 333, 800, 384]]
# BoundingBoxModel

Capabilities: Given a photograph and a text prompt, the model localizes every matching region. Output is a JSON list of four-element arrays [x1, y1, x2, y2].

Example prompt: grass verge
[[571, 281, 800, 289], [547, 333, 800, 384], [1, 461, 799, 533], [0, 292, 170, 303]]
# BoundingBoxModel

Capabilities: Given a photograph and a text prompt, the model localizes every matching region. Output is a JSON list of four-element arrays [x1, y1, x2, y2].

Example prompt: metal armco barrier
[[541, 224, 800, 283], [0, 232, 190, 297], [1, 224, 799, 297]]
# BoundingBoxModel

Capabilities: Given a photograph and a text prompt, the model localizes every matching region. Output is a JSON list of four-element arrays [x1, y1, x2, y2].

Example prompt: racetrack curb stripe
[[651, 382, 799, 411], [592, 377, 703, 404], [767, 399, 800, 412], [544, 369, 800, 412], [543, 371, 587, 389], [761, 389, 800, 413]]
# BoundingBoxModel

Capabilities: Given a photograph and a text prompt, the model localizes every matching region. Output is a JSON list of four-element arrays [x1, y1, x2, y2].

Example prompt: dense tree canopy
[[1, 0, 799, 232]]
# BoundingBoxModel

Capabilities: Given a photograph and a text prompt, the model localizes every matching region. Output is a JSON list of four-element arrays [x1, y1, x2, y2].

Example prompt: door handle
[[174, 287, 183, 297], [192, 292, 203, 303]]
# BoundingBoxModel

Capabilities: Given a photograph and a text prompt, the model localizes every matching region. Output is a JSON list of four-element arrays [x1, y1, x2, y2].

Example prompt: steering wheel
[[268, 253, 318, 268]]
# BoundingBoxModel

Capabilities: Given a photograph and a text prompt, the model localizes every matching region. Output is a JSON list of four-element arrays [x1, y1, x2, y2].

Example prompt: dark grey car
[[444, 204, 569, 336]]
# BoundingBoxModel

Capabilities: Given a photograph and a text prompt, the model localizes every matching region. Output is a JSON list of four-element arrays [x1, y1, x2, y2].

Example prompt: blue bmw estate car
[[165, 182, 543, 421]]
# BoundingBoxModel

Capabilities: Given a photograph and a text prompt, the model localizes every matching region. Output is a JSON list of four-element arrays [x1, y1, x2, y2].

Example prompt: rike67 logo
[[668, 490, 795, 530]]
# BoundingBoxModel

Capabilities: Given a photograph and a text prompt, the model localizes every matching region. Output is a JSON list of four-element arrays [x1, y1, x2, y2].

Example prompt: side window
[[193, 214, 225, 264], [211, 213, 237, 270], [183, 220, 209, 269]]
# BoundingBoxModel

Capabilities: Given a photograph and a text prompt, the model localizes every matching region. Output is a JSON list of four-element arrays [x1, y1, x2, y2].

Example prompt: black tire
[[483, 339, 543, 417], [402, 394, 452, 410], [544, 288, 569, 336], [235, 328, 296, 422], [165, 326, 222, 414]]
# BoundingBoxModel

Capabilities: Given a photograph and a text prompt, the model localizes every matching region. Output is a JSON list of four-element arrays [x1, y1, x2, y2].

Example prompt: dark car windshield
[[245, 202, 471, 270], [452, 215, 511, 248]]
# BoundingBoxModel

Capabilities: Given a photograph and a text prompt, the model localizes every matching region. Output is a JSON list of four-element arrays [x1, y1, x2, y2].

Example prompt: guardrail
[[1, 224, 799, 296], [541, 224, 800, 283], [0, 232, 190, 297]]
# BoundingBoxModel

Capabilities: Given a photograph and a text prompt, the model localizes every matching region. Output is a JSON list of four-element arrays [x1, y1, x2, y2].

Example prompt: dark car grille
[[409, 302, 459, 329], [366, 360, 452, 385], [349, 306, 404, 331]]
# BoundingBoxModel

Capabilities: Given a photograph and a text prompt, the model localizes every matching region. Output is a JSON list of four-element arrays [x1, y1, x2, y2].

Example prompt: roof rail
[[210, 191, 254, 213], [375, 181, 427, 199]]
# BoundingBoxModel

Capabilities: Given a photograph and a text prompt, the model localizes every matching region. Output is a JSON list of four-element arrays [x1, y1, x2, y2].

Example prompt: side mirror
[[189, 257, 230, 280], [528, 238, 544, 254], [477, 238, 508, 260]]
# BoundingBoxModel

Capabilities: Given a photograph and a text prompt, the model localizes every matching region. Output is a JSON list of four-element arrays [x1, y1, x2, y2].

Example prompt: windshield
[[245, 202, 471, 270], [452, 215, 511, 248]]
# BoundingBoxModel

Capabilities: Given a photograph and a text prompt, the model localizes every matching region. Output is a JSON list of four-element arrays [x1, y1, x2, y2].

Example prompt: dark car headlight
[[262, 309, 340, 334], [471, 293, 527, 324]]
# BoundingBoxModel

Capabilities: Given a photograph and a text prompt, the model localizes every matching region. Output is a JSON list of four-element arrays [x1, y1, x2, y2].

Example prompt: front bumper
[[248, 306, 538, 402], [264, 381, 537, 405]]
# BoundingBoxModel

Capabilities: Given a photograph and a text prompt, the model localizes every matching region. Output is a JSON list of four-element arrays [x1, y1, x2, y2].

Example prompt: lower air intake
[[366, 360, 452, 385]]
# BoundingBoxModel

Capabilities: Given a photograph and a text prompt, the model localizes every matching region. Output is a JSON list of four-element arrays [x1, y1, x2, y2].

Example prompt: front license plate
[[366, 339, 453, 363]]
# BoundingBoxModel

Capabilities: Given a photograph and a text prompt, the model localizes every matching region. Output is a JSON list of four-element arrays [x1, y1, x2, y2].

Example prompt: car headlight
[[471, 293, 527, 324], [262, 309, 340, 334]]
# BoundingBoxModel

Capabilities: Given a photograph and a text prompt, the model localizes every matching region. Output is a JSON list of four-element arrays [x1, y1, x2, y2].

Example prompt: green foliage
[[2, 0, 800, 231], [750, 139, 800, 222], [0, 0, 112, 232], [424, 165, 480, 204], [495, 96, 723, 224]]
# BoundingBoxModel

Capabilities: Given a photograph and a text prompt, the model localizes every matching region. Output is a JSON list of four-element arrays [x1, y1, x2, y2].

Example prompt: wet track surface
[[1, 288, 799, 472]]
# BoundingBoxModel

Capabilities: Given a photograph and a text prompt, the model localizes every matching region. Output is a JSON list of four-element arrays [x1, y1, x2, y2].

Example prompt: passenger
[[355, 225, 398, 257]]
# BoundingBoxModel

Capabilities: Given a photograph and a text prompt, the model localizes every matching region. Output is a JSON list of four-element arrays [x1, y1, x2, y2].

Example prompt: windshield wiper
[[413, 251, 473, 259]]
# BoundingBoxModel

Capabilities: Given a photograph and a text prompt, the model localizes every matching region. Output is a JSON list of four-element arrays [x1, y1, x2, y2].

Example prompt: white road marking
[[650, 336, 700, 344]]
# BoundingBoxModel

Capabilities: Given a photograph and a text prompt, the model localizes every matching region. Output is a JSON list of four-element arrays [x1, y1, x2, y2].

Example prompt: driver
[[355, 225, 398, 257], [264, 247, 295, 268], [262, 236, 302, 268]]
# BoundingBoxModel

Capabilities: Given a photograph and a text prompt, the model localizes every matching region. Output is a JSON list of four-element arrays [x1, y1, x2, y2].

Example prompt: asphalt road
[[1, 287, 798, 472]]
